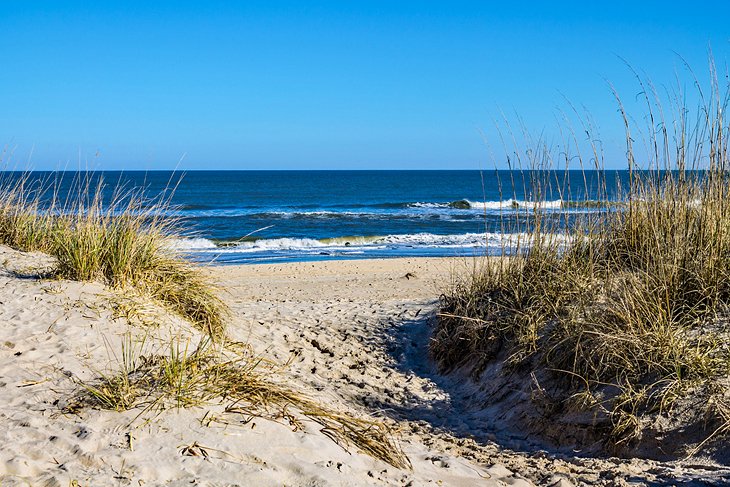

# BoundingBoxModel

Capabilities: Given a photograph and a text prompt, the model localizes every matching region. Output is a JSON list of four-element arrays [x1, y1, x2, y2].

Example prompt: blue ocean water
[[5, 170, 626, 264]]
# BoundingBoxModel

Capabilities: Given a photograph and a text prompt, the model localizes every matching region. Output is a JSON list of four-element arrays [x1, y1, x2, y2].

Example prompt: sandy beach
[[1, 246, 728, 486], [5, 2, 730, 485]]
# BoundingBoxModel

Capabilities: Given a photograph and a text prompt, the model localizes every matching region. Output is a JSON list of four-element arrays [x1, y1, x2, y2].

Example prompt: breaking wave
[[167, 232, 541, 254], [164, 198, 613, 219]]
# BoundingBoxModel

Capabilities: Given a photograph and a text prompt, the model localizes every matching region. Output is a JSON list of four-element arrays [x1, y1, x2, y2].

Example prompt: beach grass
[[0, 173, 227, 338], [432, 62, 730, 454], [72, 335, 411, 470], [0, 173, 411, 469]]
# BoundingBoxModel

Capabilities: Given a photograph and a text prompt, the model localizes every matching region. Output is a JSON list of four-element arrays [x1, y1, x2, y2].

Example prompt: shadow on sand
[[359, 310, 730, 487]]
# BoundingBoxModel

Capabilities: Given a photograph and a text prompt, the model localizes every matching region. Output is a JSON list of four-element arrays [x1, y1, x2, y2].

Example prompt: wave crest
[[165, 237, 218, 251]]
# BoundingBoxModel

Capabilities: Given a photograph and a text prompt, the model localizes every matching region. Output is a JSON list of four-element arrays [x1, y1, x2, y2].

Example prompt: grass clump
[[0, 174, 226, 338], [433, 62, 730, 457], [72, 337, 411, 470]]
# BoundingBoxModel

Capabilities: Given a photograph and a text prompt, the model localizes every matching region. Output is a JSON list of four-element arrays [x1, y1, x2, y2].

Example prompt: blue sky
[[1, 1, 728, 170]]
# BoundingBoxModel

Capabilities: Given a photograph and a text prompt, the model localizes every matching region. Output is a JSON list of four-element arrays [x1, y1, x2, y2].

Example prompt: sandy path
[[2, 248, 728, 485], [0, 249, 527, 486], [214, 257, 730, 486]]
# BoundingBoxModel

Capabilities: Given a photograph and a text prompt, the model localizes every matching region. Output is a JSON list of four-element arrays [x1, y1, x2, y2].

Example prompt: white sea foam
[[463, 199, 564, 210], [169, 231, 579, 266], [235, 237, 328, 250], [408, 202, 451, 209], [163, 199, 576, 220], [374, 232, 499, 246], [166, 229, 577, 256], [165, 237, 218, 251], [177, 232, 544, 253]]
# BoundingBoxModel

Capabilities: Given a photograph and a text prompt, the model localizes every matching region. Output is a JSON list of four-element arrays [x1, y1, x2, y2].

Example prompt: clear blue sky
[[1, 1, 728, 170]]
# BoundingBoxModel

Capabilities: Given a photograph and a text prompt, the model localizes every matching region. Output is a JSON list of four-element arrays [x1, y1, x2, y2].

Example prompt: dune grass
[[0, 173, 227, 338], [432, 62, 730, 453], [0, 173, 410, 468], [71, 336, 411, 470]]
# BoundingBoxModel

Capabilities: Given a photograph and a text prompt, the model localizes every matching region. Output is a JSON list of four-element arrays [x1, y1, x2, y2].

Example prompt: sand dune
[[1, 247, 727, 485], [0, 249, 523, 486]]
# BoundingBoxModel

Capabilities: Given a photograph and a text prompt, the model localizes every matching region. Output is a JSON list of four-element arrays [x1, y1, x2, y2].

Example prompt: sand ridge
[[0, 249, 528, 486], [1, 248, 728, 485]]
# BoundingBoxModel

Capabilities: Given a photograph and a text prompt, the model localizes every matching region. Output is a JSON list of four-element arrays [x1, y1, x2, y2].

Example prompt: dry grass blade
[[302, 407, 411, 470]]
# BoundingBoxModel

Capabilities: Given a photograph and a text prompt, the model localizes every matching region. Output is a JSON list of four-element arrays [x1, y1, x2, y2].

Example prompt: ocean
[[6, 170, 626, 264]]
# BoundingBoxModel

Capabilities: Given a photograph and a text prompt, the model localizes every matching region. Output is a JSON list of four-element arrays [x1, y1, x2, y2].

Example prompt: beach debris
[[180, 441, 210, 459], [311, 338, 335, 357]]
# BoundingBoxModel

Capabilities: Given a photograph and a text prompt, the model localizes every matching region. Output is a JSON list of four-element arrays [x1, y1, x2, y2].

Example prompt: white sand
[[1, 247, 725, 485]]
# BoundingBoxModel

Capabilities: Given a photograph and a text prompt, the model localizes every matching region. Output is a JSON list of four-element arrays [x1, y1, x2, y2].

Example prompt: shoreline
[[200, 253, 473, 267], [191, 246, 496, 266]]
